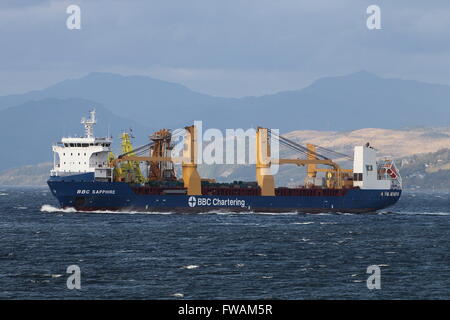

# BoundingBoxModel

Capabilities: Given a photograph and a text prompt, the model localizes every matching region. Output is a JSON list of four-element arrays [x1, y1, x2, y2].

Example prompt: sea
[[0, 186, 449, 299]]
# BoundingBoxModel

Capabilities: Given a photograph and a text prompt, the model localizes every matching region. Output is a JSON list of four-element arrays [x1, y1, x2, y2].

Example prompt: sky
[[1, 0, 450, 97]]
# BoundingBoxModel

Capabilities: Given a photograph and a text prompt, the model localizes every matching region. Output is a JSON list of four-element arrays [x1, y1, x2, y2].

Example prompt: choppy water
[[0, 187, 449, 299]]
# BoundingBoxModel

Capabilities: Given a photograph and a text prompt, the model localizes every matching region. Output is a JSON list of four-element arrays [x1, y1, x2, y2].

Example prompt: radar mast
[[81, 109, 96, 138]]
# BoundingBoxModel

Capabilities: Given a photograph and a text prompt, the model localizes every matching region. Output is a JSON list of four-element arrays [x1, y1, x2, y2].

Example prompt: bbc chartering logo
[[188, 196, 197, 207]]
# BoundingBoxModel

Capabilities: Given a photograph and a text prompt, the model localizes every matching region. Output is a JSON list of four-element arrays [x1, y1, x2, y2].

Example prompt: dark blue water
[[0, 187, 449, 299]]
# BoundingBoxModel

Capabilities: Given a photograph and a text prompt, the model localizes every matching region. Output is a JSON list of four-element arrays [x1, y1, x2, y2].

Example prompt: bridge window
[[353, 173, 363, 181]]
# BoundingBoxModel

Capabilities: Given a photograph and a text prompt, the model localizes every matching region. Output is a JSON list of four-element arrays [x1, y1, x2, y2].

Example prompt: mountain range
[[1, 70, 450, 172]]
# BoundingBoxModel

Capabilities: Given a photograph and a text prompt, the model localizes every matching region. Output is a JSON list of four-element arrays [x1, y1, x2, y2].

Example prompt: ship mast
[[81, 109, 96, 138]]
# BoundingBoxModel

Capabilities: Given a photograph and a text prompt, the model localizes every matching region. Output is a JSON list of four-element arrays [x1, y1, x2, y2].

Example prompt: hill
[[398, 149, 450, 190], [0, 163, 52, 186], [1, 71, 450, 132]]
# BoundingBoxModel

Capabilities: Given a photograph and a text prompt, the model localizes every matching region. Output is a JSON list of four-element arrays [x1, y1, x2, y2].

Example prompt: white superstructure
[[352, 144, 402, 190], [50, 110, 113, 181]]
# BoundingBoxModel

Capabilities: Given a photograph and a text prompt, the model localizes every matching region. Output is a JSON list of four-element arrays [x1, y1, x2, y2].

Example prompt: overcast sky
[[1, 0, 450, 97]]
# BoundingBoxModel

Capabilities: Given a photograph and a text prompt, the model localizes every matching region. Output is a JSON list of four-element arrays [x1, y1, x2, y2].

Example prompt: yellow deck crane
[[255, 127, 353, 195], [113, 132, 145, 183], [109, 125, 201, 195]]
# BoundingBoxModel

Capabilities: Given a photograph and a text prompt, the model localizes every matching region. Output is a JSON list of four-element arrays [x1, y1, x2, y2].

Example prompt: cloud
[[1, 0, 450, 96], [0, 0, 52, 9]]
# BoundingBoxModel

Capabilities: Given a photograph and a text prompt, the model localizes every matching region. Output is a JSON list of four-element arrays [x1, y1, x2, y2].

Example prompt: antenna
[[81, 109, 96, 138]]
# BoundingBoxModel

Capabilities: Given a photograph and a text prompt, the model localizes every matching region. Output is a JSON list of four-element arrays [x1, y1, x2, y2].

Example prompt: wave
[[40, 205, 77, 213], [398, 211, 450, 216], [249, 211, 299, 215], [181, 265, 199, 270], [42, 273, 63, 278], [41, 204, 450, 217], [39, 205, 304, 216], [291, 222, 314, 225], [378, 209, 450, 216], [39, 204, 176, 215]]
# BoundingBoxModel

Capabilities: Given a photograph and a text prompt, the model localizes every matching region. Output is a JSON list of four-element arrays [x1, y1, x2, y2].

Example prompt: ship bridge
[[51, 110, 112, 180]]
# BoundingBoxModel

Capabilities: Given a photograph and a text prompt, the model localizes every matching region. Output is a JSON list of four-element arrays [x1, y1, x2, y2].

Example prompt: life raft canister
[[386, 165, 397, 179]]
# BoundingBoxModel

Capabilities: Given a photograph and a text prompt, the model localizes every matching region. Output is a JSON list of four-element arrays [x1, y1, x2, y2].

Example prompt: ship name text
[[76, 189, 116, 195]]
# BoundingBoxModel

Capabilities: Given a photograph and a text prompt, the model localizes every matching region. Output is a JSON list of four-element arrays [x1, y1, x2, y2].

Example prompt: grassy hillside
[[398, 149, 450, 190], [285, 128, 450, 158], [0, 163, 52, 186]]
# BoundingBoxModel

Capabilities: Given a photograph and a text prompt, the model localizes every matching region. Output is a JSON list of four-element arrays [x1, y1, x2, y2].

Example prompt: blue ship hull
[[47, 174, 401, 213]]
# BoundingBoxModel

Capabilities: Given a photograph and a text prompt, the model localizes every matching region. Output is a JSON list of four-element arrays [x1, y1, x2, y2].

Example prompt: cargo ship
[[47, 110, 402, 213]]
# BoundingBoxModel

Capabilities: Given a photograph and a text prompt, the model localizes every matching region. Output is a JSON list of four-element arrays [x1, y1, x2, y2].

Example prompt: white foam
[[43, 204, 447, 217], [172, 293, 184, 298], [250, 211, 299, 215], [199, 210, 244, 215], [40, 273, 63, 278], [181, 265, 199, 270], [395, 211, 450, 216], [197, 210, 295, 215], [0, 193, 8, 196], [39, 204, 175, 215], [107, 210, 175, 215], [291, 222, 314, 225], [40, 205, 77, 213]]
